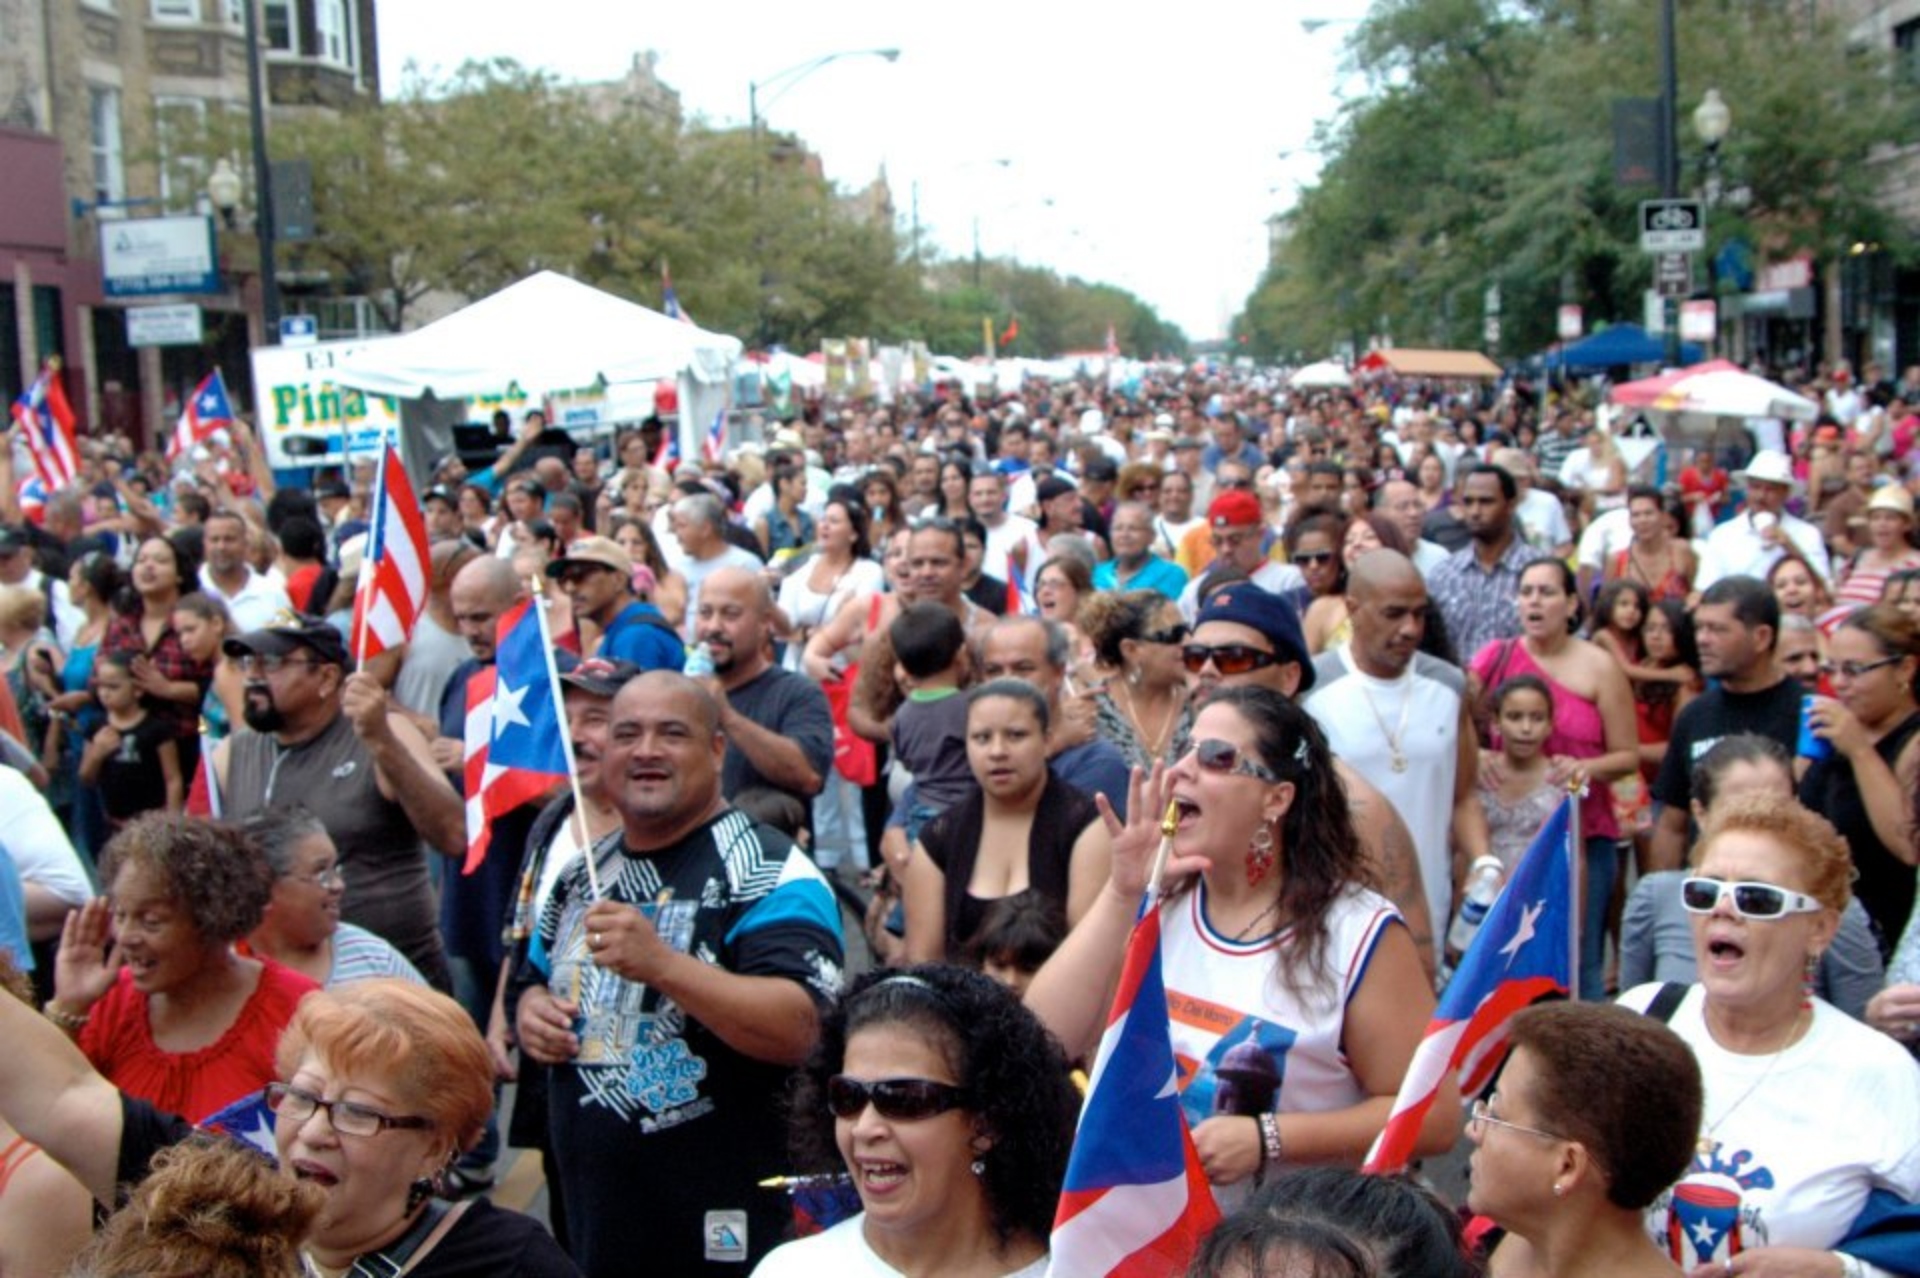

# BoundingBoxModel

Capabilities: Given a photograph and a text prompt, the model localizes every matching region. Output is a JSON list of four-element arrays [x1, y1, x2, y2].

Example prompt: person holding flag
[[10, 360, 79, 495], [1026, 686, 1455, 1222], [168, 370, 235, 463]]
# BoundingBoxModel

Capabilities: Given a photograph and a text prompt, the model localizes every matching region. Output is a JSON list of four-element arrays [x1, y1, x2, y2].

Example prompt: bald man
[[691, 566, 833, 808], [1304, 550, 1489, 968]]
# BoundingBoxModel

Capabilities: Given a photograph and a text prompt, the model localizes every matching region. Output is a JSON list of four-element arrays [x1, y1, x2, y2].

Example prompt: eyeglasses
[[284, 865, 346, 891], [263, 1082, 432, 1138], [1182, 643, 1279, 675], [1679, 877, 1824, 920], [1217, 478, 1252, 490], [234, 653, 321, 676], [1467, 1099, 1562, 1143], [1141, 624, 1191, 647], [1292, 550, 1336, 566], [825, 1076, 970, 1122], [1819, 656, 1901, 680], [1191, 738, 1282, 783]]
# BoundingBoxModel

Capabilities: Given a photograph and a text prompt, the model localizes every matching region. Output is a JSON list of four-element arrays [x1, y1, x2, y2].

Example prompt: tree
[[1243, 0, 1918, 359]]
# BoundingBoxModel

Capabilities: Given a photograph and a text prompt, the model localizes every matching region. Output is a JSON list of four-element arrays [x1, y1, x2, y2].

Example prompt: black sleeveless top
[[920, 770, 1100, 960], [1799, 709, 1920, 957]]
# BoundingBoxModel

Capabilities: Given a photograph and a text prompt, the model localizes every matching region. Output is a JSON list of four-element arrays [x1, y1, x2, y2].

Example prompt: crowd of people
[[0, 358, 1915, 1276]]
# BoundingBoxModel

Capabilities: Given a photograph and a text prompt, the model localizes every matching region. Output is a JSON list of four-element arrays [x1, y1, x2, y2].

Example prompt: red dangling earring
[[1803, 952, 1817, 1011], [1247, 824, 1276, 887]]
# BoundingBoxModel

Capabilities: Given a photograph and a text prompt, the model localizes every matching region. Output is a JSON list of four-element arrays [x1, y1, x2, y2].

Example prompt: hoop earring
[[1247, 824, 1276, 887]]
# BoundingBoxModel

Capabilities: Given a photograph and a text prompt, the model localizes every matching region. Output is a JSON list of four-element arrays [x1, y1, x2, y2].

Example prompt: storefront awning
[[1355, 348, 1504, 379]]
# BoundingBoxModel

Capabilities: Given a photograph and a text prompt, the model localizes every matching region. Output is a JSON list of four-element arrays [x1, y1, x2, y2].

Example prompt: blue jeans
[[1580, 836, 1619, 1001]]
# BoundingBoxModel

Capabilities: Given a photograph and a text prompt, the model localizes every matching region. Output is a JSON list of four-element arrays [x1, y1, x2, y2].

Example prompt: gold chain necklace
[[1116, 677, 1177, 762], [1357, 670, 1414, 773]]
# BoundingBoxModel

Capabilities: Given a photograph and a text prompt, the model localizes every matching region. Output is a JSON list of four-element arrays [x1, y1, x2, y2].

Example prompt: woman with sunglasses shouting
[[756, 966, 1077, 1278], [1617, 795, 1920, 1278], [1025, 686, 1457, 1212], [1795, 605, 1920, 959]]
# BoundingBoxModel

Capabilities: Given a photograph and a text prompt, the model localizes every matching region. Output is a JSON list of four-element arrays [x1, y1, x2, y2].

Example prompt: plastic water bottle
[[683, 642, 714, 679], [1446, 856, 1508, 960]]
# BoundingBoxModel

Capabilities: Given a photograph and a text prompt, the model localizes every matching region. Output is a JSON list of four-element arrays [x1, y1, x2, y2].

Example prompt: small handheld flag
[[169, 370, 236, 462], [461, 596, 572, 876], [11, 362, 79, 493], [662, 263, 695, 326], [349, 443, 430, 664], [1362, 794, 1579, 1175]]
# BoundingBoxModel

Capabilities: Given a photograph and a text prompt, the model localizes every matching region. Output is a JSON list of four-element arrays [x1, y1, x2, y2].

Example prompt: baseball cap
[[223, 611, 350, 667], [314, 479, 351, 501], [1207, 491, 1264, 528], [559, 657, 643, 698], [423, 485, 457, 507], [1196, 587, 1314, 694], [544, 535, 633, 579], [1035, 476, 1078, 504]]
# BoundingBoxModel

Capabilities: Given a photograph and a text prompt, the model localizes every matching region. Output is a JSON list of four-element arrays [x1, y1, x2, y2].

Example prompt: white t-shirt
[[1515, 488, 1571, 553], [1175, 559, 1304, 625], [776, 557, 885, 675], [0, 767, 92, 907], [199, 565, 293, 632], [1619, 983, 1920, 1269], [1575, 507, 1634, 572], [679, 545, 767, 640], [1163, 882, 1400, 1213], [1305, 647, 1465, 960], [1695, 511, 1832, 590], [752, 1216, 1046, 1278], [980, 513, 1038, 584]]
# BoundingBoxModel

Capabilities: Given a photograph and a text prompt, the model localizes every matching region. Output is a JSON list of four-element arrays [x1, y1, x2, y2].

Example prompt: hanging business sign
[[126, 304, 203, 347], [99, 216, 220, 297]]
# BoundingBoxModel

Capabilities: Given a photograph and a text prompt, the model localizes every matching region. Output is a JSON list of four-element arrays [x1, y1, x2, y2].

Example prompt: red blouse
[[77, 960, 319, 1123]]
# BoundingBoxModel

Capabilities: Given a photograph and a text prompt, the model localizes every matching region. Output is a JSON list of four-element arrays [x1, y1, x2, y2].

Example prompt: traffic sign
[[1640, 200, 1705, 253], [1655, 252, 1692, 299], [280, 315, 318, 347]]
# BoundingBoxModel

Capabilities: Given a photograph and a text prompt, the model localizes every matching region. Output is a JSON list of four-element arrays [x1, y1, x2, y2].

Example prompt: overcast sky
[[375, 1, 1375, 343]]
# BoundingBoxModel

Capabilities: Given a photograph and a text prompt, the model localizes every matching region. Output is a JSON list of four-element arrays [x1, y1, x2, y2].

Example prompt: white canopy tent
[[330, 271, 743, 468], [1288, 359, 1352, 389]]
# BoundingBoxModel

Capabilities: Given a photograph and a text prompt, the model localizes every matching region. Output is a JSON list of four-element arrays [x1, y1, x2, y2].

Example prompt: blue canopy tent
[[1539, 324, 1703, 372]]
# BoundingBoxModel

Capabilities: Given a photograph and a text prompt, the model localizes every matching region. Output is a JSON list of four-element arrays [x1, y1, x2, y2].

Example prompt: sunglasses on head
[[1141, 623, 1191, 646], [826, 1076, 970, 1121], [1679, 877, 1824, 920], [1191, 738, 1283, 783], [1181, 643, 1279, 675]]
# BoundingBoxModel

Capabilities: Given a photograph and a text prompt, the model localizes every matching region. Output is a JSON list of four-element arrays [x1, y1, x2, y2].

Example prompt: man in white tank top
[[1305, 551, 1490, 966]]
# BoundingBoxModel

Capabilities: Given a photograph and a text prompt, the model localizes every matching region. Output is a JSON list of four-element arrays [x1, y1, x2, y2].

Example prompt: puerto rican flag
[[1049, 904, 1219, 1277], [662, 263, 695, 326], [702, 406, 727, 464], [15, 476, 47, 527], [1363, 794, 1577, 1175], [168, 370, 236, 462], [11, 364, 79, 493], [652, 421, 679, 472], [198, 1088, 279, 1159], [462, 597, 570, 874], [349, 443, 430, 663]]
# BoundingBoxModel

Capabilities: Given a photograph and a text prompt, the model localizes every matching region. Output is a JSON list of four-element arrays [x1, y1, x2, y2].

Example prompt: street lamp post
[[238, 0, 280, 337], [745, 47, 899, 346], [1659, 0, 1680, 366]]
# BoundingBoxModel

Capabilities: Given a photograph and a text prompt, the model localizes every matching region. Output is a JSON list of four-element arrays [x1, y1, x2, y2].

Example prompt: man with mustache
[[512, 671, 843, 1274]]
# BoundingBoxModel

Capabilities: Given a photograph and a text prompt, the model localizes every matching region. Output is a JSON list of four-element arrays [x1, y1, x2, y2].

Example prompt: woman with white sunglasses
[[1024, 685, 1456, 1214], [1617, 795, 1920, 1278]]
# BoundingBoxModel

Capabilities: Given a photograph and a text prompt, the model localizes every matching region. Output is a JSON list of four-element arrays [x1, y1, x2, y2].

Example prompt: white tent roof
[[330, 271, 741, 399]]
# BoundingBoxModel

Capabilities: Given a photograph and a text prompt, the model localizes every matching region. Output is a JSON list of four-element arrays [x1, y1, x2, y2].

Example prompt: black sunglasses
[[1141, 624, 1191, 646], [826, 1076, 970, 1121], [1182, 643, 1279, 675], [1292, 550, 1336, 566]]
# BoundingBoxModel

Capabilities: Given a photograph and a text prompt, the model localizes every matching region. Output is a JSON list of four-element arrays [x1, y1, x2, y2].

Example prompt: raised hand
[[52, 899, 121, 1015]]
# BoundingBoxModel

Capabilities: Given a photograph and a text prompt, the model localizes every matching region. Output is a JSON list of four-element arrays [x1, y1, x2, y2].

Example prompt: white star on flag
[[490, 679, 532, 734], [1499, 900, 1544, 967], [1690, 1219, 1717, 1248]]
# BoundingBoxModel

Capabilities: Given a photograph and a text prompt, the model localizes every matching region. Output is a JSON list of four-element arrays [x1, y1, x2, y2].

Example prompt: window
[[264, 0, 295, 52], [88, 86, 125, 205], [224, 0, 242, 24], [315, 0, 347, 66], [80, 0, 116, 13], [154, 97, 210, 212], [1898, 18, 1920, 90], [151, 0, 197, 20]]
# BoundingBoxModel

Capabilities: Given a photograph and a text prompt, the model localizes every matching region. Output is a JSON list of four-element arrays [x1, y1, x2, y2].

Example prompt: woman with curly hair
[[47, 813, 320, 1122], [1081, 589, 1189, 769], [1026, 687, 1457, 1211], [755, 964, 1077, 1277]]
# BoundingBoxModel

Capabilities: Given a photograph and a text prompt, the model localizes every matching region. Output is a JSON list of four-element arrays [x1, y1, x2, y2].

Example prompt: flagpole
[[1565, 778, 1584, 1003], [350, 424, 390, 672], [529, 576, 602, 901]]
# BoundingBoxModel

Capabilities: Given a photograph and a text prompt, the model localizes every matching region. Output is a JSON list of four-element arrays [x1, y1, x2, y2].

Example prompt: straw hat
[[1867, 484, 1915, 520]]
